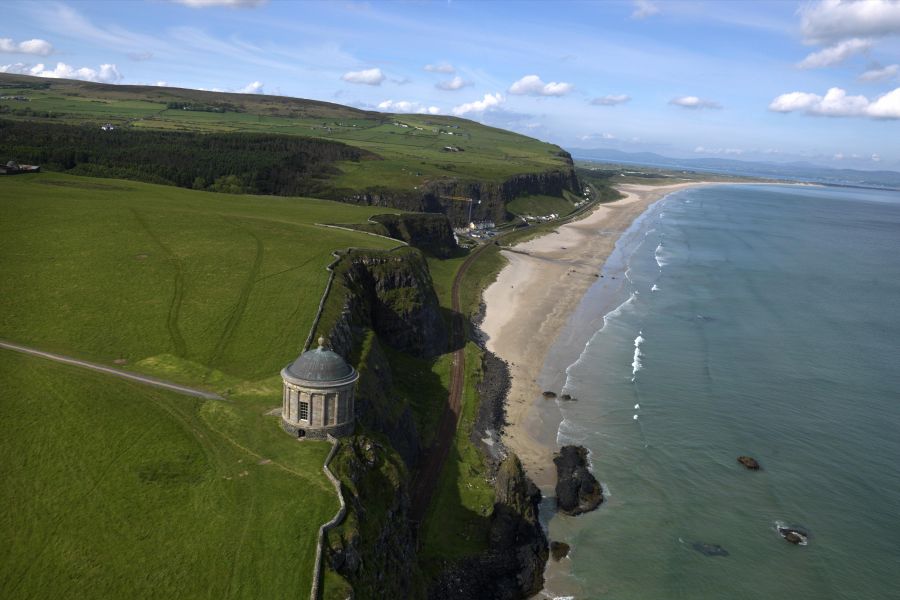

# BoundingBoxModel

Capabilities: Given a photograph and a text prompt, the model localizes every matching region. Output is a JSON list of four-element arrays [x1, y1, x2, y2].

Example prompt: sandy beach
[[480, 182, 719, 486]]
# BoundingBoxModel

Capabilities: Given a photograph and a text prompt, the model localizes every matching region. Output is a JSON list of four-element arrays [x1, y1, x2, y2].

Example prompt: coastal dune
[[481, 182, 715, 485]]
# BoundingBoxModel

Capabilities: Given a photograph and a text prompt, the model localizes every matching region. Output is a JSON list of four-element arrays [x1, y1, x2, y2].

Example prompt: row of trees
[[0, 119, 377, 196]]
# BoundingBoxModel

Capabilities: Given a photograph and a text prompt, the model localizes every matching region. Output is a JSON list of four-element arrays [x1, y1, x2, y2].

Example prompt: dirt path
[[0, 339, 223, 400]]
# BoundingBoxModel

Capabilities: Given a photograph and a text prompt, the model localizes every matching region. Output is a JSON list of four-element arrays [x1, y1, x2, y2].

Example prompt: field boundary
[[310, 434, 346, 600], [0, 340, 223, 400]]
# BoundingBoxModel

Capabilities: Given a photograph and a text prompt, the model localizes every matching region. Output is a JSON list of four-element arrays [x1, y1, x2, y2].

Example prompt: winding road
[[0, 339, 223, 400]]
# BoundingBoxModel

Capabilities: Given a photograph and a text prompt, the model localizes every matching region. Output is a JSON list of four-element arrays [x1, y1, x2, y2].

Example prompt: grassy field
[[0, 172, 398, 385], [0, 172, 404, 598], [0, 349, 337, 599], [419, 342, 495, 574], [0, 74, 571, 195], [506, 193, 576, 217]]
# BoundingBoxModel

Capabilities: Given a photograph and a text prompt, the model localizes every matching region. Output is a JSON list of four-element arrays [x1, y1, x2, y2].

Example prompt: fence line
[[309, 434, 346, 600]]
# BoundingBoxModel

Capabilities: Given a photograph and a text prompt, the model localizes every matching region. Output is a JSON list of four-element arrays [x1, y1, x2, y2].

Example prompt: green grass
[[0, 171, 405, 598], [419, 342, 495, 573], [0, 349, 337, 599], [1, 74, 572, 195], [0, 172, 399, 385], [506, 193, 576, 217]]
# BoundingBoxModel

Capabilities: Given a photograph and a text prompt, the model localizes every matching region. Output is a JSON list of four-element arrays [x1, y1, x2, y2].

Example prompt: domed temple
[[281, 338, 358, 439]]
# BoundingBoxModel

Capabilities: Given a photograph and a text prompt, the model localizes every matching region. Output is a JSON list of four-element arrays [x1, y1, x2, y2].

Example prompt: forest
[[0, 119, 377, 196]]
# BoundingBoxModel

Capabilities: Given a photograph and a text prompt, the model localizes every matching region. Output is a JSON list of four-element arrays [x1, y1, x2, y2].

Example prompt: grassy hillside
[[0, 172, 403, 598], [0, 73, 572, 195], [0, 349, 336, 599], [0, 172, 398, 384]]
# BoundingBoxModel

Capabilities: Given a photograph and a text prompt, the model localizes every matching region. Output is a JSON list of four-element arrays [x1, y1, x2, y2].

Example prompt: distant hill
[[572, 148, 900, 190], [0, 73, 578, 224]]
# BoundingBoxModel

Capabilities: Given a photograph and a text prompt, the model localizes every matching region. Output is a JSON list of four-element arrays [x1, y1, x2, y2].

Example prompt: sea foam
[[631, 333, 645, 376]]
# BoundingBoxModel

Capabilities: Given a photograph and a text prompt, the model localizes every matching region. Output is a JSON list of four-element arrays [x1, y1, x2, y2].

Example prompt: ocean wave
[[651, 284, 660, 292], [632, 333, 644, 375], [557, 418, 589, 445], [654, 242, 667, 268]]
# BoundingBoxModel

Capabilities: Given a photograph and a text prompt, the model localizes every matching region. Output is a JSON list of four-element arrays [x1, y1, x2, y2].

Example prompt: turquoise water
[[542, 185, 900, 599]]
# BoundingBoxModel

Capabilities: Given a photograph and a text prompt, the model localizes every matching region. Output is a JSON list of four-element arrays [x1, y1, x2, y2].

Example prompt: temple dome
[[284, 338, 353, 383]]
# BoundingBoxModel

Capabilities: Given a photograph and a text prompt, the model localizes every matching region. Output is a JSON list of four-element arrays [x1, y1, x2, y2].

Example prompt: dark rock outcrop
[[737, 456, 760, 470], [337, 165, 580, 227], [326, 435, 423, 598], [325, 247, 448, 360], [554, 445, 603, 516], [370, 213, 459, 258], [550, 541, 570, 561], [469, 349, 509, 467], [777, 527, 809, 546], [430, 454, 549, 600]]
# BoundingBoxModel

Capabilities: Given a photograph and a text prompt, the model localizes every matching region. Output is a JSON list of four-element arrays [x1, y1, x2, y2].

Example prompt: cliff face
[[369, 213, 459, 258], [336, 161, 579, 227], [326, 435, 422, 598], [325, 247, 448, 360], [429, 454, 549, 600]]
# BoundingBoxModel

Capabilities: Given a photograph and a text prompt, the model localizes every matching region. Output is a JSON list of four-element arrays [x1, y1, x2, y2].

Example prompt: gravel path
[[0, 339, 224, 400]]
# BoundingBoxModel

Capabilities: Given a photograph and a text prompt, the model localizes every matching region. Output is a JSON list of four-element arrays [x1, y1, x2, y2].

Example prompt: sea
[[537, 184, 900, 600]]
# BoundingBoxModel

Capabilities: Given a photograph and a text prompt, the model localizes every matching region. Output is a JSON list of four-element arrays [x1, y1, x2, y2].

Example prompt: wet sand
[[480, 182, 719, 486]]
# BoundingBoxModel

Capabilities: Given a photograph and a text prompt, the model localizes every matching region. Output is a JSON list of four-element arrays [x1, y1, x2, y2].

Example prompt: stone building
[[281, 338, 358, 439]]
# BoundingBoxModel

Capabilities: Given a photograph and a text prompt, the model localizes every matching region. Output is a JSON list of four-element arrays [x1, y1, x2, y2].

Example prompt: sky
[[3, 0, 900, 170]]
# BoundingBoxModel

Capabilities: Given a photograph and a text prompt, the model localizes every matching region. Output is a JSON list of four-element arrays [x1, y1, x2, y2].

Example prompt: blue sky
[[3, 0, 900, 169]]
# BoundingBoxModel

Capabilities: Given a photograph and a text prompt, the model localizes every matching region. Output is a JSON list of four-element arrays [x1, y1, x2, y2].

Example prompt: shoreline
[[480, 181, 723, 487]]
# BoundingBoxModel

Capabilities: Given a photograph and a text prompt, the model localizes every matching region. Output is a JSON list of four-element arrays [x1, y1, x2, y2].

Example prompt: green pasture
[[0, 75, 571, 193], [0, 171, 410, 597], [0, 349, 337, 599], [0, 172, 398, 385]]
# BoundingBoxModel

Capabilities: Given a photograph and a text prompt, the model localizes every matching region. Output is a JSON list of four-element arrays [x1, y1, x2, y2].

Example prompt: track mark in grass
[[131, 209, 188, 357], [208, 217, 264, 372], [222, 493, 256, 599]]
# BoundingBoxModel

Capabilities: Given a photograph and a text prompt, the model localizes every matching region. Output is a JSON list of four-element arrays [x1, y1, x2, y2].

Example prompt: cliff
[[336, 162, 580, 227], [321, 247, 448, 360], [338, 213, 460, 258], [325, 434, 423, 598], [428, 454, 549, 600]]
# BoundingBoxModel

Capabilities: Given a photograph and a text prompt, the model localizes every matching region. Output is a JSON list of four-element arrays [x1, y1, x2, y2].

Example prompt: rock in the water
[[692, 542, 729, 557], [554, 445, 603, 516], [550, 541, 570, 561], [778, 527, 809, 546], [737, 455, 760, 470], [542, 391, 557, 399], [561, 394, 571, 401]]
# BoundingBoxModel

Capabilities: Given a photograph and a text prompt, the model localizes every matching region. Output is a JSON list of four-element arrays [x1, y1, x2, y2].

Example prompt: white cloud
[[798, 38, 871, 68], [341, 68, 385, 85], [424, 63, 455, 74], [872, 153, 881, 162], [800, 0, 900, 44], [173, 0, 267, 7], [0, 61, 122, 83], [508, 74, 573, 96], [436, 75, 471, 91], [580, 132, 617, 141], [452, 92, 504, 116], [694, 146, 743, 155], [859, 64, 899, 81], [238, 81, 264, 94], [0, 38, 54, 56], [591, 94, 631, 106], [768, 86, 900, 119], [632, 0, 660, 19], [669, 96, 721, 109], [376, 100, 440, 114]]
